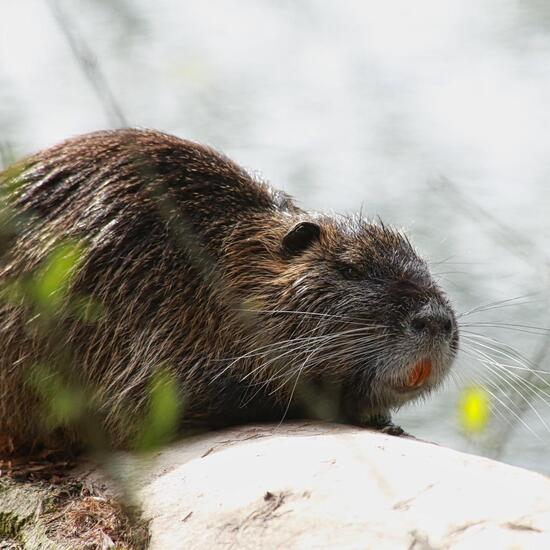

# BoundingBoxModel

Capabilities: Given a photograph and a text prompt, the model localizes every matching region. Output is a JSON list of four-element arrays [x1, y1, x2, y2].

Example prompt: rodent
[[0, 129, 459, 451]]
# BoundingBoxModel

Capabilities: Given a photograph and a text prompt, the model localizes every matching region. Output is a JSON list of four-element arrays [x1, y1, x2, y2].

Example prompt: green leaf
[[28, 364, 85, 428], [31, 241, 85, 312], [136, 367, 182, 452]]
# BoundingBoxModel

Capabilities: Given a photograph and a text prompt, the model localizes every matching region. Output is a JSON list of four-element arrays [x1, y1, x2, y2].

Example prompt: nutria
[[0, 129, 458, 450]]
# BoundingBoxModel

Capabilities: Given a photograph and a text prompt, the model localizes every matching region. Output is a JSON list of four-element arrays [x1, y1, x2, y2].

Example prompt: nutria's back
[[5, 129, 297, 254], [0, 129, 458, 450]]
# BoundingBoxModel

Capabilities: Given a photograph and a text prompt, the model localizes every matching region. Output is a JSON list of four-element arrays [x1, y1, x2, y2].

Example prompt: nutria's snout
[[409, 303, 455, 340], [388, 298, 458, 399]]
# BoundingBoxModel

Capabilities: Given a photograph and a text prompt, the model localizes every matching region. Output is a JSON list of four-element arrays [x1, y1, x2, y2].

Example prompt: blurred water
[[1, 0, 549, 473]]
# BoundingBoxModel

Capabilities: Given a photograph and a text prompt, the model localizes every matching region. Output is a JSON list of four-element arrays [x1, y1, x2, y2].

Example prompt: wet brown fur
[[0, 129, 457, 450]]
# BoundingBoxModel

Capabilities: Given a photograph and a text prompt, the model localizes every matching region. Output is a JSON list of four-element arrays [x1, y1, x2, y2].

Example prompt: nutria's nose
[[410, 305, 454, 338]]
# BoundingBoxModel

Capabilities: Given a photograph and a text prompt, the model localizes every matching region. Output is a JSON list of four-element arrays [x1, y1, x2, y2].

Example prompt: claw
[[379, 424, 407, 436], [363, 414, 411, 437]]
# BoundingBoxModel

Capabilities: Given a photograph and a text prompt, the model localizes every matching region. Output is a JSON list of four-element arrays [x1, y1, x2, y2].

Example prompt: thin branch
[[46, 0, 128, 128], [429, 176, 543, 266]]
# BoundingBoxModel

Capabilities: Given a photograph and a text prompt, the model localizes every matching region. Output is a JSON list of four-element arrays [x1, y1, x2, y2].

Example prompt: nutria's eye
[[282, 221, 321, 255], [339, 264, 363, 281]]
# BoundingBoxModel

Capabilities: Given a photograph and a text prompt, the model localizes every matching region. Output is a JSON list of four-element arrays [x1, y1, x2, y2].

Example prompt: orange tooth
[[407, 359, 432, 388]]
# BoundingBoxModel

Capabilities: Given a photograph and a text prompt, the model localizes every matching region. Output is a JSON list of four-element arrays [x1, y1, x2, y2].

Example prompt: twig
[[46, 0, 128, 128], [429, 176, 544, 266]]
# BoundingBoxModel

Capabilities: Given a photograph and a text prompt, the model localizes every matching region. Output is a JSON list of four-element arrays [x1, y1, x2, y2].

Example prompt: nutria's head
[[224, 214, 458, 417]]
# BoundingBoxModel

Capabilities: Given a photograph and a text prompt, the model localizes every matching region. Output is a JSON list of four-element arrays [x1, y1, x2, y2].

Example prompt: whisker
[[479, 377, 529, 433], [462, 344, 550, 433], [235, 307, 390, 327], [224, 327, 388, 380], [460, 347, 543, 440], [458, 294, 537, 318], [461, 339, 550, 404], [461, 333, 550, 383], [239, 328, 388, 382], [459, 322, 550, 336], [254, 338, 392, 389]]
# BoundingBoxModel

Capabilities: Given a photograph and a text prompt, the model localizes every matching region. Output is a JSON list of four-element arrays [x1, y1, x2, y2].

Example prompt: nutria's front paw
[[379, 423, 407, 436], [364, 414, 411, 437]]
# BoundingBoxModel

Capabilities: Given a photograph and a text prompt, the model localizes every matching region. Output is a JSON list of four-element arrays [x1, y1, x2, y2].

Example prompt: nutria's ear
[[282, 221, 321, 255]]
